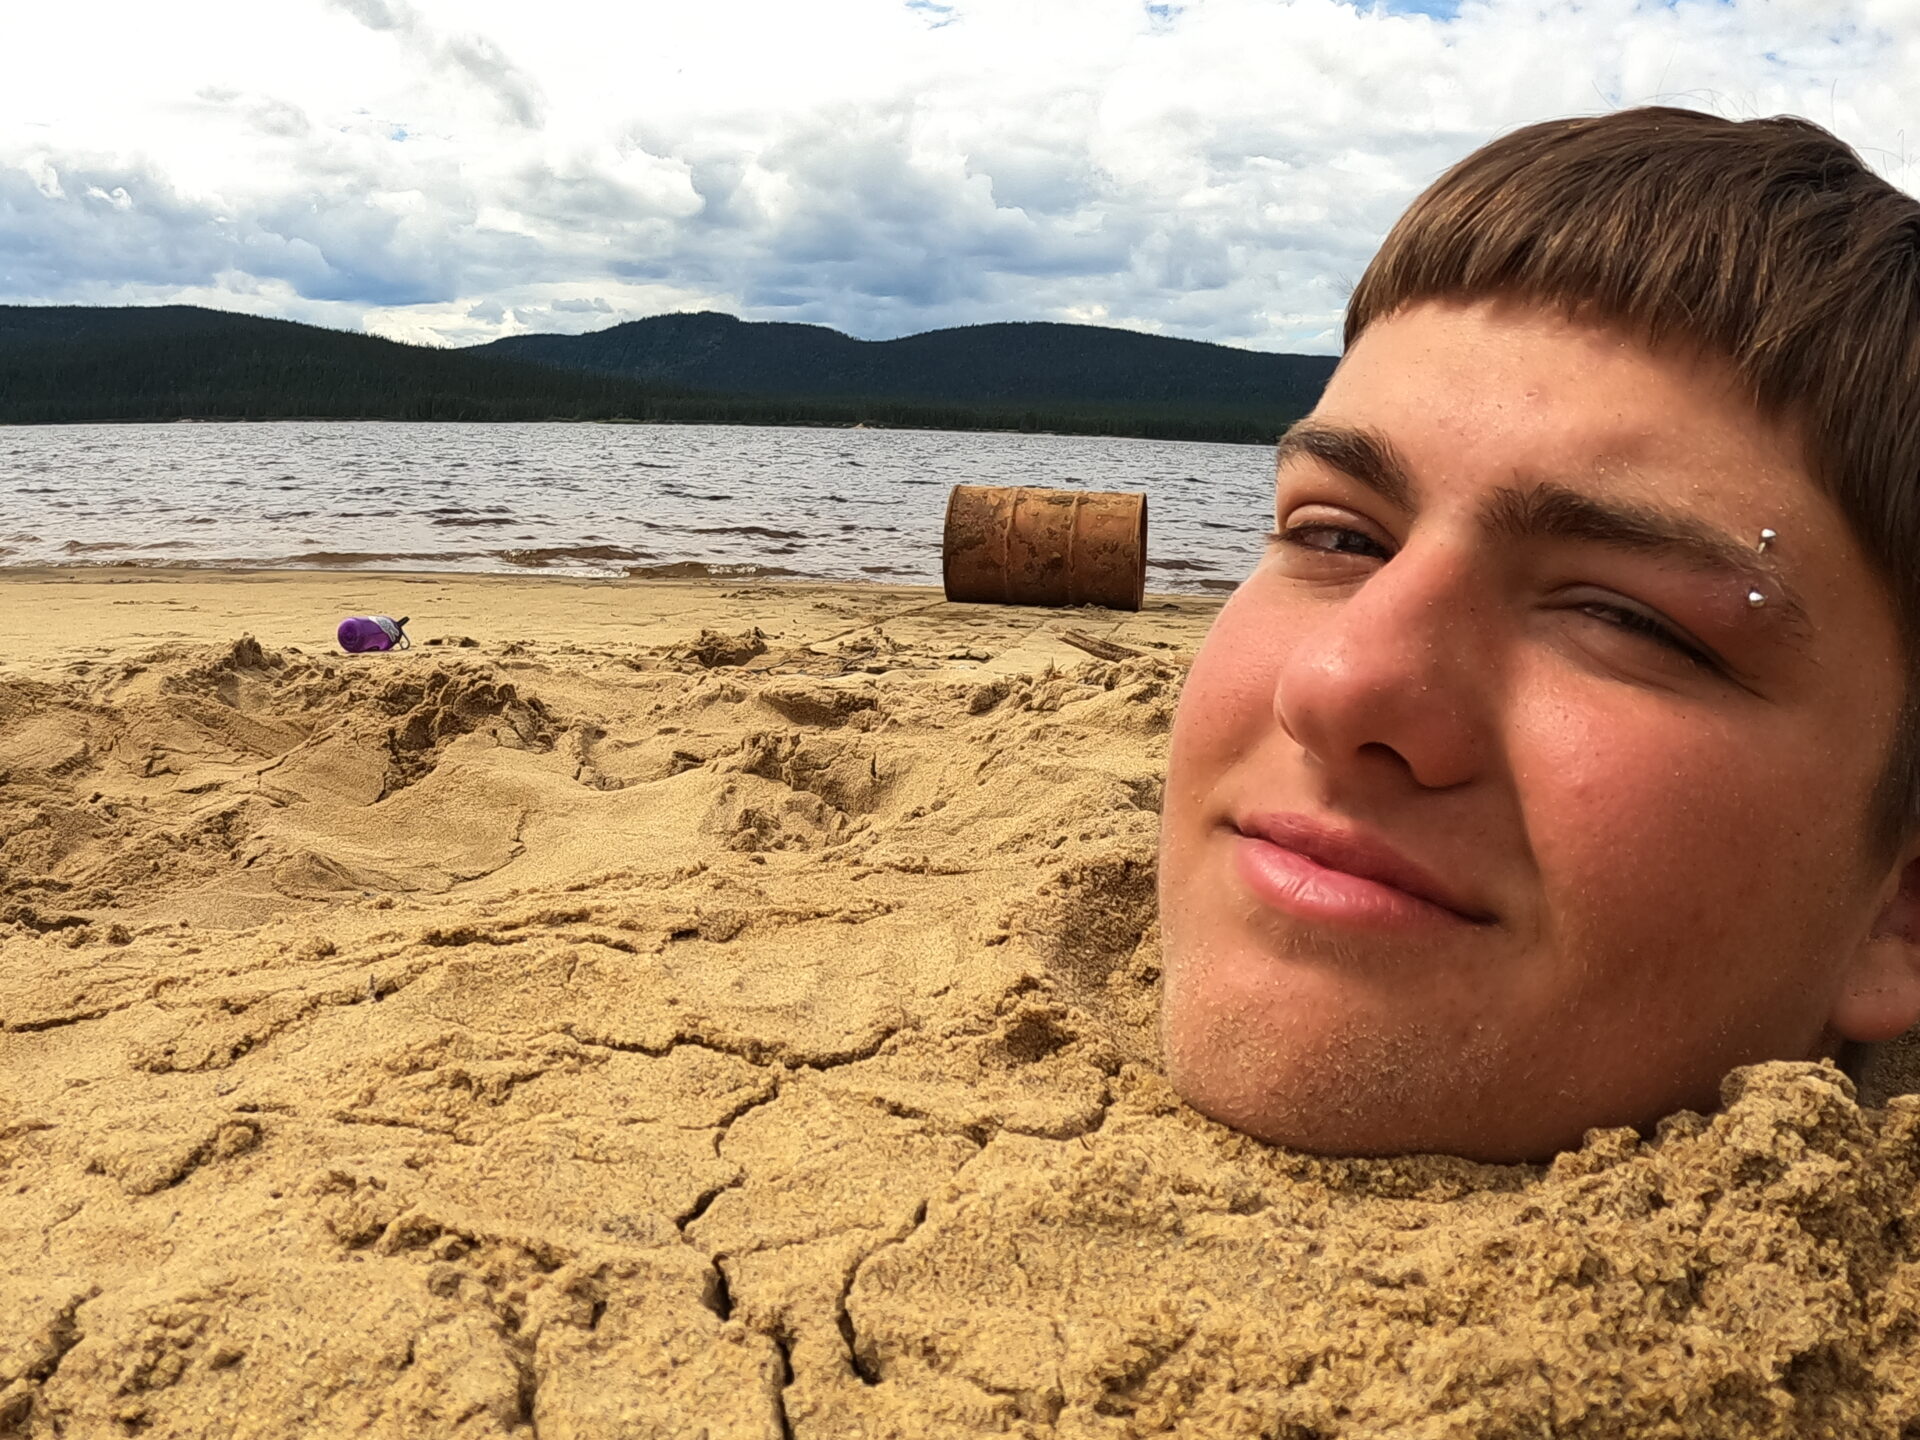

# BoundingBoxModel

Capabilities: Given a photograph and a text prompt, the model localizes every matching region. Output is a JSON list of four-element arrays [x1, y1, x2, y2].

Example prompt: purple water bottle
[[336, 615, 411, 653]]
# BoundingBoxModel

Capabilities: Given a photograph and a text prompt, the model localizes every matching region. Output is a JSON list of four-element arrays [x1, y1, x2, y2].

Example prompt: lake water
[[0, 422, 1279, 594]]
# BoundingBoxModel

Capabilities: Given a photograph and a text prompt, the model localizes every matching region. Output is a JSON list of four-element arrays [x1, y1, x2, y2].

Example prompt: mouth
[[1230, 811, 1495, 929]]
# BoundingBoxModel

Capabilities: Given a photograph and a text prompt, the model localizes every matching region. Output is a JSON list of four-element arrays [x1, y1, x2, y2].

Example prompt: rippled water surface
[[0, 422, 1278, 593]]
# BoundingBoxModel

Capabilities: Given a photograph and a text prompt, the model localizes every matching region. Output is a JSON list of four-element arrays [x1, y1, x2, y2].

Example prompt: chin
[[1161, 1004, 1743, 1165], [1168, 1056, 1429, 1158], [1167, 1059, 1555, 1163], [1159, 981, 1575, 1164]]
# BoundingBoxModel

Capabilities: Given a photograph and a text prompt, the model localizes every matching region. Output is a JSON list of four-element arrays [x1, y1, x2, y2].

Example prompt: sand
[[3, 567, 1920, 1439]]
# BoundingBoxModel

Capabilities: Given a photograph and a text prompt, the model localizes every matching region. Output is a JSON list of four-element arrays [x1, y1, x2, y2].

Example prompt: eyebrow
[[1276, 420, 1417, 510], [1487, 483, 1813, 636], [1276, 419, 1812, 636]]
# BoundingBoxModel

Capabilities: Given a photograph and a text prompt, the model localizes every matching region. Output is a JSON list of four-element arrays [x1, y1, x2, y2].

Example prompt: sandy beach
[[4, 567, 1920, 1438]]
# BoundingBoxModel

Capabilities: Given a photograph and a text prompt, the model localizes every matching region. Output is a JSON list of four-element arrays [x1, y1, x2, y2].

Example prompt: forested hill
[[0, 306, 682, 425], [474, 311, 1338, 413], [0, 305, 1336, 443]]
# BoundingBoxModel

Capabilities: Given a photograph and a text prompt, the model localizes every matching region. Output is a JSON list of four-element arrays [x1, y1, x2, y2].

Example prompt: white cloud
[[1, 0, 1914, 353], [324, 0, 548, 128]]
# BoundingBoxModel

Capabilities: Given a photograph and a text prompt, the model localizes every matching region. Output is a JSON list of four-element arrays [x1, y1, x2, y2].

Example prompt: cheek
[[1166, 583, 1289, 795], [1160, 586, 1289, 968], [1511, 687, 1860, 958]]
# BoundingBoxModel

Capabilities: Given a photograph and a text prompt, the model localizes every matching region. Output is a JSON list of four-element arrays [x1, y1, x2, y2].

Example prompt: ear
[[1832, 853, 1920, 1044]]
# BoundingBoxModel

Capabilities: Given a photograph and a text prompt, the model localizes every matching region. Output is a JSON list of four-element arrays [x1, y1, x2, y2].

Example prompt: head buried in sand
[[1158, 107, 1920, 1164]]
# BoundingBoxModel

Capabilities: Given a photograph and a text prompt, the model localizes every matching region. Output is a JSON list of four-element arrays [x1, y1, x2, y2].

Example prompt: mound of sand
[[3, 572, 1919, 1438]]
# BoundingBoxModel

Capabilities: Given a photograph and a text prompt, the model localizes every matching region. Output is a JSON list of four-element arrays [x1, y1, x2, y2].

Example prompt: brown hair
[[1346, 106, 1920, 854]]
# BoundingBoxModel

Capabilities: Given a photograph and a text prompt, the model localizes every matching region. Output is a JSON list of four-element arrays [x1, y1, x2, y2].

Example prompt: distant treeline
[[0, 305, 1330, 444], [612, 395, 1309, 446], [476, 309, 1339, 423], [0, 306, 675, 425]]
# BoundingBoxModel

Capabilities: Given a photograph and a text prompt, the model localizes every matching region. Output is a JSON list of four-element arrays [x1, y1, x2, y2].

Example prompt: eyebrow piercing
[[1748, 529, 1780, 605]]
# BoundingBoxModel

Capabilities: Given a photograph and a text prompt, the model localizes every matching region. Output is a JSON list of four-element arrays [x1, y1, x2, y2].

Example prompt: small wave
[[60, 539, 195, 554], [625, 560, 802, 580], [281, 549, 488, 565], [1148, 558, 1220, 572], [681, 525, 809, 540], [496, 544, 653, 567], [53, 557, 207, 570], [431, 516, 518, 527]]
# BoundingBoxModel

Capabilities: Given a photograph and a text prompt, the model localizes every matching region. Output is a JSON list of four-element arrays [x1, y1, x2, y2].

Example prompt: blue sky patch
[[1364, 0, 1462, 18], [905, 0, 957, 27]]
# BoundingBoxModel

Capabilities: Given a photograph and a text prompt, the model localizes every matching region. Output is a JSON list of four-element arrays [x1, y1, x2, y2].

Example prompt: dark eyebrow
[[1276, 420, 1417, 511], [1275, 419, 1812, 639], [1484, 481, 1811, 636]]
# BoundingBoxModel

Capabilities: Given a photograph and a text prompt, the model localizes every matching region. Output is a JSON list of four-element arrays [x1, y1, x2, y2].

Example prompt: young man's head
[[1157, 108, 1920, 1163]]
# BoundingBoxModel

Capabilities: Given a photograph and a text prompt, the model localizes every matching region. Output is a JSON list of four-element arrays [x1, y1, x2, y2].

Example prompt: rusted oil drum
[[942, 485, 1147, 611]]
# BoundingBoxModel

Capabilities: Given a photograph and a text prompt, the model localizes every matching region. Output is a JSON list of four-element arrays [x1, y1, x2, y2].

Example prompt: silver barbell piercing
[[1749, 530, 1779, 604]]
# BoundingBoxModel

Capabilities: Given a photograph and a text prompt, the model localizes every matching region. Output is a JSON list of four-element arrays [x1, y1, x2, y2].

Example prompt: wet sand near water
[[3, 568, 1919, 1438]]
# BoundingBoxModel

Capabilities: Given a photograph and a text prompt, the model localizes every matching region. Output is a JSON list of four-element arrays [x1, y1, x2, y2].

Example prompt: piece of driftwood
[[1055, 628, 1144, 662]]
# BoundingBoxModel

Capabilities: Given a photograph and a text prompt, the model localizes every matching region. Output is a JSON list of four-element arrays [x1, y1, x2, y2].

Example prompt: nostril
[[1356, 738, 1416, 776]]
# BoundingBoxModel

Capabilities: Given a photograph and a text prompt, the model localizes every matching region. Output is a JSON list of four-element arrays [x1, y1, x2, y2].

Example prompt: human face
[[1158, 298, 1919, 1162]]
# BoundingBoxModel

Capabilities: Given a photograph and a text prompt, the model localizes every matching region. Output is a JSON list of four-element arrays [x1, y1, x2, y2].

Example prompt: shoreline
[[0, 564, 1221, 672], [0, 414, 1286, 449], [0, 558, 1241, 595]]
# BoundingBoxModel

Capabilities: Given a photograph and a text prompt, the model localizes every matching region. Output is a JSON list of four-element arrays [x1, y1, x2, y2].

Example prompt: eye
[[1573, 597, 1720, 672], [1269, 523, 1392, 561]]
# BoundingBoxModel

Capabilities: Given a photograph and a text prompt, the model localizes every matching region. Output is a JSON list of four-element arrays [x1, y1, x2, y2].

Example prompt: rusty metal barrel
[[942, 485, 1147, 611]]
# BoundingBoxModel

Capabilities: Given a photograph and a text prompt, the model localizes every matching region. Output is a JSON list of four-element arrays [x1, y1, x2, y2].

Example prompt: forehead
[[1317, 298, 1811, 520]]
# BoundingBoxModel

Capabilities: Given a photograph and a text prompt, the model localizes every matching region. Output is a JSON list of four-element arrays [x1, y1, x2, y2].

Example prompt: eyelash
[[1271, 523, 1387, 560], [1575, 601, 1717, 670], [1268, 524, 1720, 672]]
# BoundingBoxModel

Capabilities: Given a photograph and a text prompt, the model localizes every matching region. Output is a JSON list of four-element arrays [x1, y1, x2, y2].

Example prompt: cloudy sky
[[3, 0, 1913, 353]]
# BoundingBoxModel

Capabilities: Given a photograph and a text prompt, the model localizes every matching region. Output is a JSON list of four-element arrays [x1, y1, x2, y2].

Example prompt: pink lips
[[1232, 812, 1492, 929]]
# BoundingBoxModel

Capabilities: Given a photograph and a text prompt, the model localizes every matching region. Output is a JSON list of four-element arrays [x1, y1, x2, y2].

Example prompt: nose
[[1273, 543, 1493, 792]]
